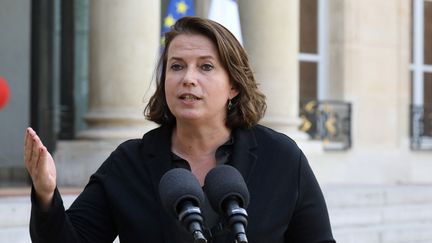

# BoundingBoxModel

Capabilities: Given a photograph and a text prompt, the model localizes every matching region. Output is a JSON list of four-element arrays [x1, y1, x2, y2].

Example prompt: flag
[[208, 0, 243, 44], [161, 0, 195, 48]]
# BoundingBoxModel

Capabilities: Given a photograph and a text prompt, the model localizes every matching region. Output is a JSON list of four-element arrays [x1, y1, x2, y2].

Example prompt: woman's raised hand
[[24, 127, 57, 210]]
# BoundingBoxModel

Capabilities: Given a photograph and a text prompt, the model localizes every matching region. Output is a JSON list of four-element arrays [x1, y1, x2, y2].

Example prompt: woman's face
[[165, 33, 238, 127]]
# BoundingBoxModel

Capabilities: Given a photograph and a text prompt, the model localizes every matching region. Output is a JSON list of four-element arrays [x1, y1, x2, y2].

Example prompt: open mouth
[[180, 94, 201, 101]]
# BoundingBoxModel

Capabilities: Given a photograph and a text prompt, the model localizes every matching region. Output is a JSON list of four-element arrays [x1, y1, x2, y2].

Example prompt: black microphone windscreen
[[159, 168, 205, 217], [204, 165, 250, 213]]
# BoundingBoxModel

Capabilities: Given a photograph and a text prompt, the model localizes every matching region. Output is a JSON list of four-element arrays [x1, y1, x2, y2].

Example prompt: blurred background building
[[0, 0, 431, 242]]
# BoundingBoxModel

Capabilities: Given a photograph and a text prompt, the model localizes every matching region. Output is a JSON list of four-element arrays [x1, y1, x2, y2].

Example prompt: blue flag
[[161, 0, 195, 48]]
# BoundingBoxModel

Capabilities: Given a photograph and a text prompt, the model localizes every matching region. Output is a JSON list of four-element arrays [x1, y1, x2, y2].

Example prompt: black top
[[30, 124, 336, 243]]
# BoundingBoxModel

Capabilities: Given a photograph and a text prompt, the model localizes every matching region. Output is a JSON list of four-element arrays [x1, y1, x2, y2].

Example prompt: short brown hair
[[145, 16, 266, 129]]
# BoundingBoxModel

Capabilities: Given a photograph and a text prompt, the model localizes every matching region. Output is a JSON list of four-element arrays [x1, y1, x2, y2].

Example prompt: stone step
[[1, 185, 432, 243], [0, 226, 30, 243], [330, 204, 432, 242], [0, 196, 30, 228], [0, 188, 78, 227], [0, 226, 119, 243], [330, 203, 432, 227], [323, 185, 432, 242], [323, 185, 432, 208], [334, 222, 432, 243]]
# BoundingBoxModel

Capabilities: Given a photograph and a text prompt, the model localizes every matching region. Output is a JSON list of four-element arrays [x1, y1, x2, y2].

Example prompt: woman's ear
[[229, 87, 239, 99]]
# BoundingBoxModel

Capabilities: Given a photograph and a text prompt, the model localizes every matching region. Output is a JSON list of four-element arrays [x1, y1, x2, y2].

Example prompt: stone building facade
[[0, 0, 432, 242], [51, 0, 432, 186]]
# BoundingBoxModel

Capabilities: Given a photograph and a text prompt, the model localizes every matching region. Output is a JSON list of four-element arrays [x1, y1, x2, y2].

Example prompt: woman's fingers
[[24, 127, 54, 179], [24, 128, 34, 168], [24, 128, 40, 174], [39, 145, 56, 183], [23, 127, 57, 208], [30, 133, 43, 173]]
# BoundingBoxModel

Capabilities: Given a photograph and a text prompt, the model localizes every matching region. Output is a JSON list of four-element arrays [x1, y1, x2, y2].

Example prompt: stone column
[[329, 0, 410, 149], [79, 0, 160, 139], [55, 0, 160, 187], [238, 0, 300, 134]]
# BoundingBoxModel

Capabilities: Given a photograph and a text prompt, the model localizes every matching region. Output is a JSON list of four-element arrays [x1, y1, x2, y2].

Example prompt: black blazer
[[30, 124, 336, 243]]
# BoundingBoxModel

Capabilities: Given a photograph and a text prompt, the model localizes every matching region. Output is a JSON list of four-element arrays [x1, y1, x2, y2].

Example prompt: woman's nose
[[182, 68, 198, 86]]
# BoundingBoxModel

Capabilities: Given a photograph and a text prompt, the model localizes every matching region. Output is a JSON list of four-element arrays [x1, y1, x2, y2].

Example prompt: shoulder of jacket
[[253, 124, 298, 145]]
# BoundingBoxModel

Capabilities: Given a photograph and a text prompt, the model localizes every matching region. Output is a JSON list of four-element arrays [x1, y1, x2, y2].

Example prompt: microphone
[[204, 165, 250, 243], [158, 168, 207, 243]]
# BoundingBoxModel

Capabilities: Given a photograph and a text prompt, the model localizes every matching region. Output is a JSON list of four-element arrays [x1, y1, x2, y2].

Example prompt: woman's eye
[[170, 64, 183, 71], [201, 64, 214, 71]]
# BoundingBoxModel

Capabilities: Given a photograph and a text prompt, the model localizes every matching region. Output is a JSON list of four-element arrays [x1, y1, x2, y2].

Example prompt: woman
[[24, 17, 335, 243]]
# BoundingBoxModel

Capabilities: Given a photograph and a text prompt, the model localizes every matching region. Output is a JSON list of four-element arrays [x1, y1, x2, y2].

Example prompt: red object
[[0, 76, 10, 110]]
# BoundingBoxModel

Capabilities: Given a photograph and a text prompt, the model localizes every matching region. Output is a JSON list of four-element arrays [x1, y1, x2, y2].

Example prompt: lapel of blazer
[[230, 127, 258, 184], [220, 127, 258, 243], [141, 125, 173, 195], [140, 125, 177, 242]]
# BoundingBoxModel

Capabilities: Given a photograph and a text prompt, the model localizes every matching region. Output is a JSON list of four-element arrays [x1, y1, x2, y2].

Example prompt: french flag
[[208, 0, 243, 45]]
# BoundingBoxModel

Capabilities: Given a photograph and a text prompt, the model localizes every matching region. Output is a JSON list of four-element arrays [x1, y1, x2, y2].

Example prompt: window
[[299, 0, 328, 106], [411, 0, 432, 106], [410, 0, 432, 149]]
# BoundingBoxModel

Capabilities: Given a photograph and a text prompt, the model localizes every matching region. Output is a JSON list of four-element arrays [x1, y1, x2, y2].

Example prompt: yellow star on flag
[[176, 1, 188, 14], [164, 15, 175, 28]]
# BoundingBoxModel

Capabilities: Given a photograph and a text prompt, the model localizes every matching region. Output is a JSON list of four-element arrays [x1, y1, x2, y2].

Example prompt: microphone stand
[[225, 199, 248, 243], [178, 201, 207, 243]]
